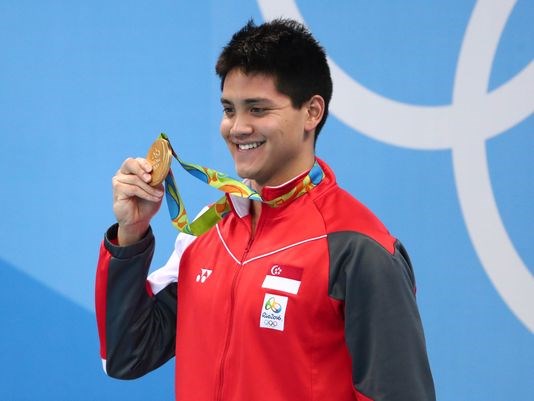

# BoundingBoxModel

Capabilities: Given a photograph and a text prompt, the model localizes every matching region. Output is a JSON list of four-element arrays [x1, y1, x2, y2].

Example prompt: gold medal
[[146, 137, 172, 186]]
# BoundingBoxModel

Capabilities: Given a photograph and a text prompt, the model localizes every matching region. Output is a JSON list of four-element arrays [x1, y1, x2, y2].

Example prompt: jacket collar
[[228, 158, 333, 218]]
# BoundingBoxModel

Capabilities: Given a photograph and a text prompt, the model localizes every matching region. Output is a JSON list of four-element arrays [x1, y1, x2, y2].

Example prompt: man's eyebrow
[[220, 97, 273, 105]]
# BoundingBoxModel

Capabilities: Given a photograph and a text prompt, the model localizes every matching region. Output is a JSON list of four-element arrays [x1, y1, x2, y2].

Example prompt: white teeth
[[238, 142, 263, 150]]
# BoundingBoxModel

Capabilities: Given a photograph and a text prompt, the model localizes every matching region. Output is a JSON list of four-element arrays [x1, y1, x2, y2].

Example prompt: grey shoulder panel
[[328, 231, 435, 401]]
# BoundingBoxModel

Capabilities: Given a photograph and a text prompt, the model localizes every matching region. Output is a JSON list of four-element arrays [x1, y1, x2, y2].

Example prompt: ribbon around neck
[[159, 133, 324, 236]]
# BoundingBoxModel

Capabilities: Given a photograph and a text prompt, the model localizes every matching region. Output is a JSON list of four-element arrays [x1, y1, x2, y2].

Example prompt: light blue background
[[1, 1, 532, 400]]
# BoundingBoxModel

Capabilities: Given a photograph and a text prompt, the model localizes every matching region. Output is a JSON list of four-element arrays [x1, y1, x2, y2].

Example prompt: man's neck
[[247, 160, 316, 234]]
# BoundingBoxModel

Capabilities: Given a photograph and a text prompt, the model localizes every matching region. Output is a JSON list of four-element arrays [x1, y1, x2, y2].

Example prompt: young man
[[96, 19, 436, 401]]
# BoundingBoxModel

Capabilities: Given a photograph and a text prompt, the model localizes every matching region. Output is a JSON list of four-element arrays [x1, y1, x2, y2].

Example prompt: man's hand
[[112, 157, 165, 246]]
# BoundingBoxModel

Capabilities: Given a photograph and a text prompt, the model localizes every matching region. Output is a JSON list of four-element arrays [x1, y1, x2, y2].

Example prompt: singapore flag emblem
[[262, 265, 303, 295]]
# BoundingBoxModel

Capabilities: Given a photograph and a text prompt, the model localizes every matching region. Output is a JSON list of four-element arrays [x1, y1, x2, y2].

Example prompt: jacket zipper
[[215, 223, 256, 401]]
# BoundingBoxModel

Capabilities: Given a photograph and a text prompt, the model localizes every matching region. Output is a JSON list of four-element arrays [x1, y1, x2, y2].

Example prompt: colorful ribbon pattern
[[160, 133, 324, 236]]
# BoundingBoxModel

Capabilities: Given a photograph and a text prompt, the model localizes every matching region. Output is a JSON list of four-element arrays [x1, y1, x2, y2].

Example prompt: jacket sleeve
[[328, 231, 436, 401], [95, 224, 178, 379]]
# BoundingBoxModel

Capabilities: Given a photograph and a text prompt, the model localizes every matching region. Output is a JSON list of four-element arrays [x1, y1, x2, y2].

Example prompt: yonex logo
[[196, 268, 213, 283]]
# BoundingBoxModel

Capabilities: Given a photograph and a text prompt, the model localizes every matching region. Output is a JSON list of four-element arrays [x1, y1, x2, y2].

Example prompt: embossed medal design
[[146, 137, 172, 186]]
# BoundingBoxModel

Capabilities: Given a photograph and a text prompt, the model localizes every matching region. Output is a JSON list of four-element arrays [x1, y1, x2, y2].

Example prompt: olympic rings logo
[[263, 320, 278, 327]]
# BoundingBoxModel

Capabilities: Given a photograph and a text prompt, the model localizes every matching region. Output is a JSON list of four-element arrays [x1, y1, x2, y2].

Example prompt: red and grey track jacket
[[96, 159, 435, 401]]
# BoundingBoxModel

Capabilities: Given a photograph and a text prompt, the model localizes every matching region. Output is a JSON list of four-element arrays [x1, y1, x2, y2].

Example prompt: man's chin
[[234, 165, 253, 180]]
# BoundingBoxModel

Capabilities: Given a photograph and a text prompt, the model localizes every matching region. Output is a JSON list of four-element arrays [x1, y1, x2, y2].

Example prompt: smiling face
[[220, 69, 322, 190]]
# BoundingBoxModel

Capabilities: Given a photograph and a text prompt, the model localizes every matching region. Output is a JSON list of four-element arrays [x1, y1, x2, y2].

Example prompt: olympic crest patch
[[259, 293, 288, 332]]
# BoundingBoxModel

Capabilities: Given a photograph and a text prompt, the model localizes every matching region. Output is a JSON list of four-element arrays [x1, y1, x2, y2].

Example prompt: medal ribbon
[[159, 133, 325, 236]]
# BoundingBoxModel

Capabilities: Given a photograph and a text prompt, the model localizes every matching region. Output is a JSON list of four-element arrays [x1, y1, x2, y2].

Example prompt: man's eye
[[250, 107, 266, 114], [223, 107, 234, 116]]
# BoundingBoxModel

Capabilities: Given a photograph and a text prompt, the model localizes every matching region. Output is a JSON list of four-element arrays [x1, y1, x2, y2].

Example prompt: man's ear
[[304, 95, 325, 133]]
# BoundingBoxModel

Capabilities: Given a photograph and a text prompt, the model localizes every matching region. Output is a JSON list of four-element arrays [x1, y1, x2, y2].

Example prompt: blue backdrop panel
[[0, 259, 174, 400]]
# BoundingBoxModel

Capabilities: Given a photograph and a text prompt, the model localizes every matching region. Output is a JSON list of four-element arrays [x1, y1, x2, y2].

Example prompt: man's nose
[[229, 112, 254, 136]]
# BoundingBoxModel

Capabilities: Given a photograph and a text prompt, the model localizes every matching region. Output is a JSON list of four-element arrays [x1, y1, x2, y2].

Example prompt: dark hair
[[215, 19, 333, 140]]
